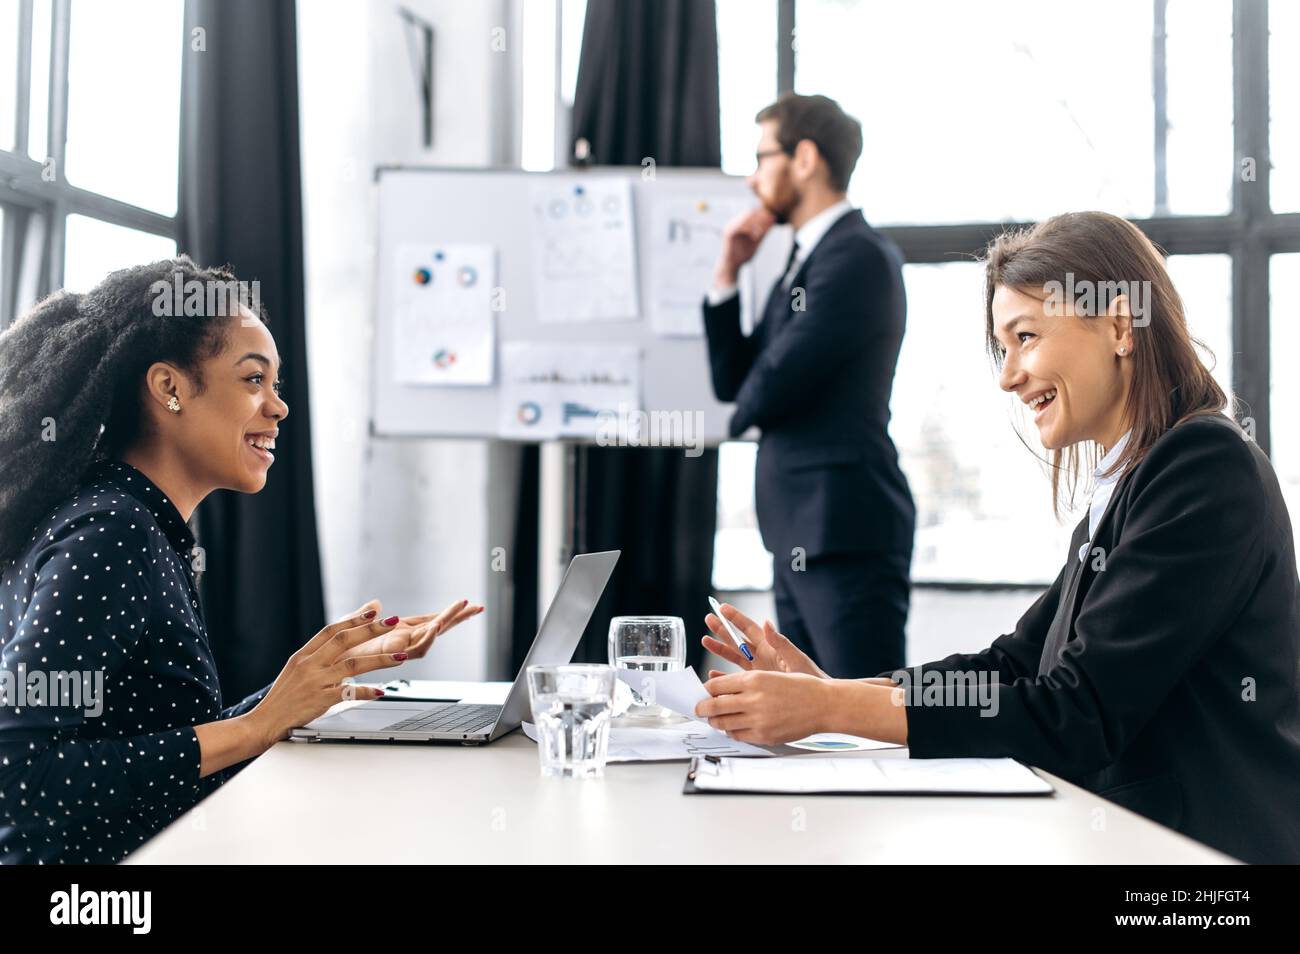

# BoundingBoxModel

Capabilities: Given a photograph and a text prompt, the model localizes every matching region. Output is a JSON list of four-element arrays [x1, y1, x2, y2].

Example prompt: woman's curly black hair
[[0, 256, 257, 567]]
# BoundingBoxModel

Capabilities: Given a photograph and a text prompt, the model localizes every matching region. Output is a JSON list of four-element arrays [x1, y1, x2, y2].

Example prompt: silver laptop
[[290, 550, 619, 745]]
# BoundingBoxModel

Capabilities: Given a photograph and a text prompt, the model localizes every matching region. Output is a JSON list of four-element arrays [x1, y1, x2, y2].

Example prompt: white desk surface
[[127, 682, 1237, 865]]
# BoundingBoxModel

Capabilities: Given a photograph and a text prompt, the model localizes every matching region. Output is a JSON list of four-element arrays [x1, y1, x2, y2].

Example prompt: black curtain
[[570, 0, 722, 166], [509, 446, 541, 677], [570, 449, 720, 670], [178, 0, 325, 702], [564, 0, 723, 669]]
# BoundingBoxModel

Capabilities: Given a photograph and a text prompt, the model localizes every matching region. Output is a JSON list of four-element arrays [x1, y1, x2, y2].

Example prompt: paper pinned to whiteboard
[[392, 243, 497, 385], [497, 342, 640, 441], [646, 193, 757, 337], [529, 178, 640, 323]]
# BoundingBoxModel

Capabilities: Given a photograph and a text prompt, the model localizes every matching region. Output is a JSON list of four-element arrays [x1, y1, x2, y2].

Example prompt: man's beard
[[763, 183, 797, 225]]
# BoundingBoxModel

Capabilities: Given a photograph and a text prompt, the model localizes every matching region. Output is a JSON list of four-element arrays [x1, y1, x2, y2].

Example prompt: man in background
[[703, 92, 914, 678]]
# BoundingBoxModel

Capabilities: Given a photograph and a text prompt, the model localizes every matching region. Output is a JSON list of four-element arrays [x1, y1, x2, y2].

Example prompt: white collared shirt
[[707, 197, 855, 305], [1078, 430, 1132, 563]]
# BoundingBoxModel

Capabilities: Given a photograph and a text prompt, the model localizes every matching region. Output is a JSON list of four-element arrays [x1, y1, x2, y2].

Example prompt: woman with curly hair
[[0, 258, 481, 863]]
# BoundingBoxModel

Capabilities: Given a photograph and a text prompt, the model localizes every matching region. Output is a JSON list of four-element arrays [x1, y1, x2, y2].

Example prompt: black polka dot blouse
[[0, 460, 271, 864]]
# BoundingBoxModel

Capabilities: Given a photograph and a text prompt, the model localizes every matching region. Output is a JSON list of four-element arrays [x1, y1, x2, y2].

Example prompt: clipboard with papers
[[684, 755, 1054, 796]]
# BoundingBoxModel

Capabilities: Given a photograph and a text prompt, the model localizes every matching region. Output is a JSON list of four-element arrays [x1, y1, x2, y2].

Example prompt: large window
[[718, 0, 777, 178], [713, 0, 1300, 589], [1271, 253, 1300, 539], [1270, 0, 1299, 211], [796, 0, 1232, 223], [0, 0, 181, 328], [520, 0, 588, 172], [892, 262, 1076, 584]]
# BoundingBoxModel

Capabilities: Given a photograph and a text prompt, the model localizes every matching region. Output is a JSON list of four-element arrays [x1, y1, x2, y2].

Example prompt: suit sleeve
[[874, 556, 1071, 683], [0, 518, 203, 828], [903, 423, 1268, 777], [726, 238, 887, 436], [701, 291, 758, 403]]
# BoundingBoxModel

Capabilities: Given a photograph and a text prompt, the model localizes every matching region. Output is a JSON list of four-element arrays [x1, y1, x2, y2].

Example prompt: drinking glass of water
[[527, 664, 616, 779], [608, 616, 686, 722]]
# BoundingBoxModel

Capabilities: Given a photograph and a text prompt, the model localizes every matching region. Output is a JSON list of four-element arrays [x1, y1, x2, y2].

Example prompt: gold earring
[[166, 396, 181, 413]]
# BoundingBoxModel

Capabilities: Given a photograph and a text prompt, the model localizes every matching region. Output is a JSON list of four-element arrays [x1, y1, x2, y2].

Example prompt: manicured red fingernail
[[374, 689, 385, 697], [363, 609, 377, 619], [382, 615, 399, 626], [393, 652, 409, 661]]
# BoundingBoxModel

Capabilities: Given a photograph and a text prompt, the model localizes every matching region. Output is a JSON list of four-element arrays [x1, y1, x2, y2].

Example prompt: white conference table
[[127, 682, 1237, 864]]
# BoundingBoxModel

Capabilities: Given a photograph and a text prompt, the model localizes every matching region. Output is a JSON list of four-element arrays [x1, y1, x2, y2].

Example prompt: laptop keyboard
[[382, 703, 501, 735]]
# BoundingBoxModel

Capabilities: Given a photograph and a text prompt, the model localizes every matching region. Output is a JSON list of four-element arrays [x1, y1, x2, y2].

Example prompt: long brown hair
[[982, 211, 1229, 516]]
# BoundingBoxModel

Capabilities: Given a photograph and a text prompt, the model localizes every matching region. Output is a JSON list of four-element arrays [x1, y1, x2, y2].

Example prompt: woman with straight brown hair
[[693, 211, 1300, 863]]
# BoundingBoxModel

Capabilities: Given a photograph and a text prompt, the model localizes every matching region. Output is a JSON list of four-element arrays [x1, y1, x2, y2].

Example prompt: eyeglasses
[[754, 147, 790, 165]]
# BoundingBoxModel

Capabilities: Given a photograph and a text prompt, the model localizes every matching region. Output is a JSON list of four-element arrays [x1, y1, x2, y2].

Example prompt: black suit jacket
[[702, 209, 914, 559], [896, 414, 1300, 864]]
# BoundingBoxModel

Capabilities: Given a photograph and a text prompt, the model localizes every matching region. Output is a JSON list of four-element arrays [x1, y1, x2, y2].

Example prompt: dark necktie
[[780, 239, 802, 289], [758, 239, 801, 335]]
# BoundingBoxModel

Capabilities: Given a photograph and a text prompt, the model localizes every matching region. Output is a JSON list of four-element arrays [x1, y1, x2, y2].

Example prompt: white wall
[[299, 0, 521, 680]]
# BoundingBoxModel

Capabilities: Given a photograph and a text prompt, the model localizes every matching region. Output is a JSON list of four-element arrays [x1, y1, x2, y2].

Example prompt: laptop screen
[[494, 550, 619, 734]]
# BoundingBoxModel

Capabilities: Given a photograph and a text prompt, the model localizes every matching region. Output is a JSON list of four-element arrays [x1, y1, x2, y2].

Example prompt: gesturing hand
[[700, 602, 829, 679], [340, 598, 484, 663], [248, 607, 420, 747]]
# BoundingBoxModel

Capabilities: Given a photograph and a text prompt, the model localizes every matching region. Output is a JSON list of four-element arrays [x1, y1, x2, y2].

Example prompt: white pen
[[708, 596, 754, 662]]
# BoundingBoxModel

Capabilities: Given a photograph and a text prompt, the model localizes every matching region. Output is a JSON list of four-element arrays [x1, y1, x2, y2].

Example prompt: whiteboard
[[370, 166, 790, 441]]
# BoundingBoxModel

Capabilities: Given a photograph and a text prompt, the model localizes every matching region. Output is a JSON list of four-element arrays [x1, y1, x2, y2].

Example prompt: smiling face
[[164, 312, 289, 494], [991, 284, 1133, 451]]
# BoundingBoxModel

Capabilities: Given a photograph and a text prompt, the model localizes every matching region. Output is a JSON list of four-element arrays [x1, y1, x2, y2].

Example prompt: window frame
[[786, 0, 1298, 459], [0, 0, 181, 330], [714, 0, 1299, 593]]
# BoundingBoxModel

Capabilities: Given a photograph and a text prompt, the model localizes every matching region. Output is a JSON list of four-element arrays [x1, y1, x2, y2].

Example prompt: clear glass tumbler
[[608, 616, 686, 722], [527, 663, 616, 779]]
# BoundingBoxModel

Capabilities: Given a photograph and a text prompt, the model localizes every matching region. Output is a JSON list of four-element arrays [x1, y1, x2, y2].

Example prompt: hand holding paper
[[615, 667, 711, 722], [616, 667, 899, 754]]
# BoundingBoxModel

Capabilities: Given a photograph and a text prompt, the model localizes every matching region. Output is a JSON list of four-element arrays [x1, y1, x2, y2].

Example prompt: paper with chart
[[690, 756, 1054, 794], [392, 243, 496, 385], [521, 718, 771, 762], [786, 733, 899, 753], [646, 193, 756, 337], [529, 178, 639, 323], [497, 341, 640, 440], [605, 720, 772, 762]]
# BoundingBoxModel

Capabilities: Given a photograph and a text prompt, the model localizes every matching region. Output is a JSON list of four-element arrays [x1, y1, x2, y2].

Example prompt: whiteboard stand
[[537, 440, 577, 625]]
